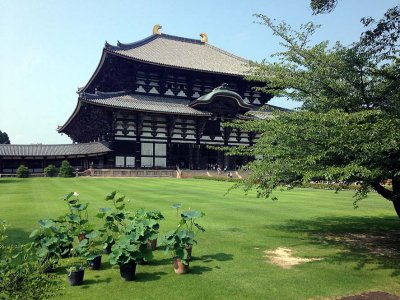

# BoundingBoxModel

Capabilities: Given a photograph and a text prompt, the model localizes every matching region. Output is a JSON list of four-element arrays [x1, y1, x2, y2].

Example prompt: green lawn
[[1, 177, 399, 299]]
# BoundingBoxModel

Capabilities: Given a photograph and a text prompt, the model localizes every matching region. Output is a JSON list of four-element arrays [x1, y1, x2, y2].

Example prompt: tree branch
[[372, 180, 393, 200]]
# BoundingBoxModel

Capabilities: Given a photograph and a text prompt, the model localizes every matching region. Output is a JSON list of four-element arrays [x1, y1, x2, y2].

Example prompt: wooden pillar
[[167, 116, 177, 168], [135, 113, 144, 168], [0, 157, 3, 173], [217, 151, 223, 167], [195, 145, 200, 170], [224, 155, 230, 169], [189, 144, 194, 170]]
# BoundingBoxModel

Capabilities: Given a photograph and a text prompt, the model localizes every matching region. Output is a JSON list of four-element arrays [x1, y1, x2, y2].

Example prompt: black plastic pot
[[119, 261, 137, 281], [68, 269, 84, 286], [88, 255, 102, 270]]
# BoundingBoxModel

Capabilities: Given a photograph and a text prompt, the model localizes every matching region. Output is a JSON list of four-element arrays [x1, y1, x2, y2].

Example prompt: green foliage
[[75, 231, 103, 262], [160, 206, 205, 265], [226, 11, 400, 215], [97, 191, 131, 250], [29, 218, 73, 266], [0, 130, 10, 144], [1, 220, 61, 299], [310, 0, 337, 14], [44, 164, 57, 177], [99, 191, 160, 265], [66, 264, 84, 276], [58, 192, 92, 237], [16, 164, 30, 178], [108, 217, 154, 265], [58, 160, 74, 177]]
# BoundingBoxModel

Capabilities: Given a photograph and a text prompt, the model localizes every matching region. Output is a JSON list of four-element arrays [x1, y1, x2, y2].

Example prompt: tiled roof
[[190, 85, 252, 112], [0, 142, 112, 157], [105, 34, 249, 76], [81, 92, 211, 116], [247, 104, 292, 119], [246, 110, 274, 120]]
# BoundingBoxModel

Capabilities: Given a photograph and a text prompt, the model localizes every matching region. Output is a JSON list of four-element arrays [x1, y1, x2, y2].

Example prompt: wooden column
[[166, 116, 177, 168], [135, 113, 144, 168], [0, 157, 3, 173], [195, 145, 200, 170], [189, 144, 194, 170]]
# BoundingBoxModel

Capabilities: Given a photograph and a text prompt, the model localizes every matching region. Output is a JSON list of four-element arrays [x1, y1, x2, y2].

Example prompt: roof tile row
[[0, 142, 112, 157]]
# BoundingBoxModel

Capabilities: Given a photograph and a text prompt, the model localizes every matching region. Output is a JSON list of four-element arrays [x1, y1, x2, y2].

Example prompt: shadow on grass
[[80, 277, 112, 288], [196, 253, 234, 262], [149, 257, 174, 266], [136, 271, 167, 282], [272, 216, 400, 276], [0, 179, 18, 184], [189, 265, 213, 275]]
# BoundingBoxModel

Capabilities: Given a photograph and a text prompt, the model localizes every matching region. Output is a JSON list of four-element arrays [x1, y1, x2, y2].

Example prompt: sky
[[0, 0, 397, 144]]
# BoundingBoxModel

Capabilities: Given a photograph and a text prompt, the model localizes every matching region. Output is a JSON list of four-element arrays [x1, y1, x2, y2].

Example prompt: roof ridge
[[106, 33, 248, 63], [81, 90, 131, 99], [159, 33, 203, 44], [105, 35, 158, 50], [204, 42, 249, 63]]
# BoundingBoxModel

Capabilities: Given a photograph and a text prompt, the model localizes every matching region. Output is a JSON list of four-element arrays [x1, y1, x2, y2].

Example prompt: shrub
[[16, 165, 30, 178], [0, 220, 61, 299], [44, 164, 57, 177], [58, 160, 74, 177]]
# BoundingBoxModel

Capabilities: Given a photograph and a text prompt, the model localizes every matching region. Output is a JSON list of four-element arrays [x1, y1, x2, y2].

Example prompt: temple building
[[0, 25, 282, 174]]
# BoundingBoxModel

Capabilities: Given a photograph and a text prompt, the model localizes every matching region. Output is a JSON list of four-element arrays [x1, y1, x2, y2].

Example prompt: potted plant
[[159, 228, 195, 274], [75, 231, 103, 270], [97, 191, 131, 254], [109, 218, 153, 281], [179, 210, 205, 260], [109, 236, 141, 281], [134, 208, 164, 251], [66, 264, 85, 286], [160, 207, 205, 274], [29, 219, 74, 271], [60, 192, 93, 242]]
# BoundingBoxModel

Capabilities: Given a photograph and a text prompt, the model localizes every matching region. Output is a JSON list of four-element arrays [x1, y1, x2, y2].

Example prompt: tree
[[58, 160, 74, 177], [44, 164, 58, 177], [310, 0, 338, 14], [16, 165, 30, 178], [0, 130, 10, 144], [225, 7, 400, 217]]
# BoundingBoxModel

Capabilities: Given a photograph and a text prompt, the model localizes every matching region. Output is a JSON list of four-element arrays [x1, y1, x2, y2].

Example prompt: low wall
[[178, 169, 249, 179], [90, 169, 176, 177]]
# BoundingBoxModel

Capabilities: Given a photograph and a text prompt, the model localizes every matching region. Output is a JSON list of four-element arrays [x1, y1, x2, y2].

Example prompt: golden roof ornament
[[200, 32, 208, 43], [153, 24, 162, 35]]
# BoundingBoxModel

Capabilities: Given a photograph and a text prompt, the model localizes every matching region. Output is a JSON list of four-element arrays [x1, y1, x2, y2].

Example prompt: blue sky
[[0, 0, 397, 144]]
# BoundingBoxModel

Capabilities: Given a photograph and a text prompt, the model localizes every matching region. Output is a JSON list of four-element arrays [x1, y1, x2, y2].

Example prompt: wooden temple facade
[[0, 26, 279, 173]]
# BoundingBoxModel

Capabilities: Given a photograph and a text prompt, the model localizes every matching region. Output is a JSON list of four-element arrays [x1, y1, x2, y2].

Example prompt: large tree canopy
[[0, 131, 10, 144], [225, 6, 400, 217]]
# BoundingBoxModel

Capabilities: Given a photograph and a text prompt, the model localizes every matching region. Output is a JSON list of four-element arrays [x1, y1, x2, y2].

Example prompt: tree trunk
[[372, 180, 400, 218], [393, 200, 400, 218]]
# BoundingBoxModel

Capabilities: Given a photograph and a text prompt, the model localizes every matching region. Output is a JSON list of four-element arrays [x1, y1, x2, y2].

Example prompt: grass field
[[1, 177, 399, 300]]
